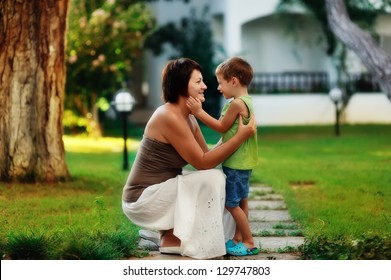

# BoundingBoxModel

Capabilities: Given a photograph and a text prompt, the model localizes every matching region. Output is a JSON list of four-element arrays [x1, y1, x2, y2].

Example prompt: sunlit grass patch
[[63, 135, 140, 153]]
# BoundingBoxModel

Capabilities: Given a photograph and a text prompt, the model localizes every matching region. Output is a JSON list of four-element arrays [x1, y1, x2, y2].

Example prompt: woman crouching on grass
[[122, 57, 256, 259]]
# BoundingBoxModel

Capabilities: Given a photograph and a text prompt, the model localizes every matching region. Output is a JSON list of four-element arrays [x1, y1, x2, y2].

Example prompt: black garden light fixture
[[113, 89, 136, 170], [329, 87, 343, 136]]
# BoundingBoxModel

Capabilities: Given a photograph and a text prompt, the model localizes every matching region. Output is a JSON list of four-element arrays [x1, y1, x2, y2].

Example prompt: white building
[[139, 0, 391, 126]]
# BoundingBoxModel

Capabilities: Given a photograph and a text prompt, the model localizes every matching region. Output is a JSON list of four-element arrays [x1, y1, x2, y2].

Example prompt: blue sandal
[[225, 239, 236, 249], [226, 242, 260, 256]]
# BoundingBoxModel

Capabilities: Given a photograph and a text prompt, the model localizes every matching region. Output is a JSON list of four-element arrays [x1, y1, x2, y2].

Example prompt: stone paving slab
[[129, 251, 195, 260], [249, 185, 274, 193], [249, 185, 285, 200], [248, 200, 287, 210], [222, 252, 301, 260], [128, 251, 301, 260], [250, 193, 285, 200], [249, 210, 292, 222], [254, 236, 305, 251], [250, 221, 301, 234]]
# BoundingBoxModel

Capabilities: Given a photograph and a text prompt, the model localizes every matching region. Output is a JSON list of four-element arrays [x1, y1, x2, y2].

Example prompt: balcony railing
[[249, 72, 329, 93], [249, 72, 380, 94]]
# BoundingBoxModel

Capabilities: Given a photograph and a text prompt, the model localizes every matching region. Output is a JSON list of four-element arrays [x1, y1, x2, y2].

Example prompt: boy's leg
[[223, 167, 254, 247], [230, 208, 242, 243], [230, 198, 248, 242], [226, 206, 255, 249], [240, 198, 249, 217]]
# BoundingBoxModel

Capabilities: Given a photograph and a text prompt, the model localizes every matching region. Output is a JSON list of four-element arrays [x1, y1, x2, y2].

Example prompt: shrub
[[300, 234, 391, 260], [2, 225, 141, 260], [60, 228, 140, 260], [4, 231, 59, 260]]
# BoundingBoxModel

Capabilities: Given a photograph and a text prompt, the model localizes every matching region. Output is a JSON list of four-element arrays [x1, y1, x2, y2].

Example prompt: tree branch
[[325, 0, 391, 99]]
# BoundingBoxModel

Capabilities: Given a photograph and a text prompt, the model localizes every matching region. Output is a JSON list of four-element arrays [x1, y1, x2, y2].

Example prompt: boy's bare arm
[[186, 96, 243, 133], [186, 96, 224, 132]]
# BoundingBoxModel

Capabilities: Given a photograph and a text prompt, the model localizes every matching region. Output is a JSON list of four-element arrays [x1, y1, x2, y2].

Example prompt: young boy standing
[[186, 57, 259, 256]]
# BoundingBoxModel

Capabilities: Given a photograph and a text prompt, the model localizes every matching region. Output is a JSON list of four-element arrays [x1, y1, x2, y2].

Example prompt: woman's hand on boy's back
[[237, 114, 257, 140]]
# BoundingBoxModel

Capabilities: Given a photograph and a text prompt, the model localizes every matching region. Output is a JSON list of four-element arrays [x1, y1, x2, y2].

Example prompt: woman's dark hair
[[162, 58, 202, 103]]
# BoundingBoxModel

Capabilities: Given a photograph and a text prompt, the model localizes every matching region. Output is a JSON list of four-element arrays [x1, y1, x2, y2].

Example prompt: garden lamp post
[[329, 87, 343, 136], [113, 89, 135, 170]]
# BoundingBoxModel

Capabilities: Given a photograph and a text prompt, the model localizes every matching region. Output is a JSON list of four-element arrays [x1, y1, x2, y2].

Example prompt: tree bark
[[325, 0, 391, 100], [0, 0, 70, 182]]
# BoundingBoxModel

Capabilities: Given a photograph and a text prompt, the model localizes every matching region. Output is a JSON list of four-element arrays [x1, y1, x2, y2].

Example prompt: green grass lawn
[[0, 124, 390, 259], [253, 125, 391, 239], [0, 137, 142, 259]]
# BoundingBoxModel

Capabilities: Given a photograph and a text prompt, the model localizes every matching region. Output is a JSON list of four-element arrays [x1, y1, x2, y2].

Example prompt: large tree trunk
[[325, 0, 391, 100], [0, 0, 70, 182]]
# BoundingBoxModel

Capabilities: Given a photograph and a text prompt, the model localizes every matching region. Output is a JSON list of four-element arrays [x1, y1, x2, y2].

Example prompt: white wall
[[251, 93, 391, 126], [251, 94, 335, 126], [376, 14, 391, 35], [224, 0, 280, 55], [241, 14, 331, 73], [344, 94, 391, 124], [146, 0, 211, 108]]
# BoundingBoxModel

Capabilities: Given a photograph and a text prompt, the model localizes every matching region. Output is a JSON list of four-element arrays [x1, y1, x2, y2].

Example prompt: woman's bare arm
[[187, 96, 248, 133], [162, 112, 256, 170]]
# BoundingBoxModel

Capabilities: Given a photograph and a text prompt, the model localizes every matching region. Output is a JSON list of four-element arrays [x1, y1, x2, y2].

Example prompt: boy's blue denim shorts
[[223, 166, 252, 208]]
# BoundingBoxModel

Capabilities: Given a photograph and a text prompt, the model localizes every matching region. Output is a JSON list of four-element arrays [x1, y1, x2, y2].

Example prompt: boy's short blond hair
[[215, 57, 253, 86]]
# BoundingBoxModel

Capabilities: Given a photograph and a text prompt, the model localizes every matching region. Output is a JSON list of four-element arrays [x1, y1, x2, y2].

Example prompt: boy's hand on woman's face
[[186, 96, 203, 114]]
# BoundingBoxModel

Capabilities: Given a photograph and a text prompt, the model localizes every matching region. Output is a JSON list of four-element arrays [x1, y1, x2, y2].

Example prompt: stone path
[[131, 184, 304, 260]]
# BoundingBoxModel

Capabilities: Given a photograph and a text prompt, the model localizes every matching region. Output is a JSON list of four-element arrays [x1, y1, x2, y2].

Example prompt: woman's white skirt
[[122, 169, 233, 259]]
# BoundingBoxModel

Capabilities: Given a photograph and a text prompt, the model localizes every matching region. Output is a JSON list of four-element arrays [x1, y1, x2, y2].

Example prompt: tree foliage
[[66, 0, 155, 135], [145, 6, 222, 117]]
